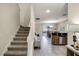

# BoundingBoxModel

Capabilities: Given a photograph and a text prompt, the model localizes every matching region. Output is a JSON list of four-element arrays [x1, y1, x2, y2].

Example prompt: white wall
[[35, 23, 43, 35], [0, 4, 20, 55], [68, 3, 79, 45], [42, 23, 54, 32], [19, 4, 30, 27], [68, 3, 79, 24], [58, 20, 68, 33]]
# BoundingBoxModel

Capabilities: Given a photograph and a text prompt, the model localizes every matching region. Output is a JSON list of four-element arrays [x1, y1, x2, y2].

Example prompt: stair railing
[[27, 5, 35, 56]]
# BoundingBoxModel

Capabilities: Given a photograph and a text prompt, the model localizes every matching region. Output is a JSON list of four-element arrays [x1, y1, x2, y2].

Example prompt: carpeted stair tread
[[16, 33, 29, 35], [16, 34, 28, 36], [11, 41, 27, 45], [4, 26, 30, 56], [8, 45, 27, 48], [8, 45, 27, 51], [15, 36, 27, 39], [17, 31, 29, 33], [15, 34, 28, 37], [4, 50, 27, 56], [19, 27, 30, 31]]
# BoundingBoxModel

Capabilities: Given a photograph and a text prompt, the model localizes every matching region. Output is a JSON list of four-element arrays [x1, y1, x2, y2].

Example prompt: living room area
[[33, 3, 68, 56], [33, 3, 79, 56]]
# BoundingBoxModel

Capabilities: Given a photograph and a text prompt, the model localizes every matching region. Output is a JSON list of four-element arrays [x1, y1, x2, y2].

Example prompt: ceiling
[[33, 3, 68, 23]]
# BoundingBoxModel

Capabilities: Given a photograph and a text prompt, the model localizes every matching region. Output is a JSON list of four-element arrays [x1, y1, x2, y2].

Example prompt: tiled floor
[[33, 33, 67, 56]]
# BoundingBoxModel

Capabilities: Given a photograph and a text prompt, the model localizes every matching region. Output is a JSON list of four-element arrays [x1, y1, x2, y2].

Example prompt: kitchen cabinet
[[52, 32, 67, 45]]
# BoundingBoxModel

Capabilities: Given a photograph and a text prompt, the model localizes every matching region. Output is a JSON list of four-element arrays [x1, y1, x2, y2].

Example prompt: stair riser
[[15, 35, 28, 37], [19, 29, 29, 31], [18, 31, 29, 32], [11, 43, 27, 45], [13, 39, 26, 41], [17, 33, 29, 35], [17, 32, 29, 34], [19, 29, 29, 30], [16, 34, 28, 35], [14, 36, 27, 38], [8, 48, 27, 51], [15, 36, 28, 38], [20, 26, 30, 28], [20, 27, 30, 29], [18, 32, 29, 34], [4, 54, 27, 56]]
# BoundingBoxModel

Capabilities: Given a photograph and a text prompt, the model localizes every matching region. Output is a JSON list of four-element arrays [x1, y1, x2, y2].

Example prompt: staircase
[[4, 26, 30, 56]]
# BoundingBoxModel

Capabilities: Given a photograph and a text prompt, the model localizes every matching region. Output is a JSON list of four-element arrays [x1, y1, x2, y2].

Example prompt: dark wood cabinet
[[52, 32, 67, 45], [52, 36, 59, 44]]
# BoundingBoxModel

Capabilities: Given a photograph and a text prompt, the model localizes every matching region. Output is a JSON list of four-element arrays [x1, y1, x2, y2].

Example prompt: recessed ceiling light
[[43, 20, 58, 23], [46, 9, 51, 13], [49, 26, 53, 28]]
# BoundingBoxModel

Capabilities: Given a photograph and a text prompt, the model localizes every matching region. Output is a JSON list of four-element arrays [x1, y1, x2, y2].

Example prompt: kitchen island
[[52, 32, 67, 45]]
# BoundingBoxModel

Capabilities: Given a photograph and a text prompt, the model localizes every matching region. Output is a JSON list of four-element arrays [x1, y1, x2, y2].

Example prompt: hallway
[[33, 33, 66, 56]]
